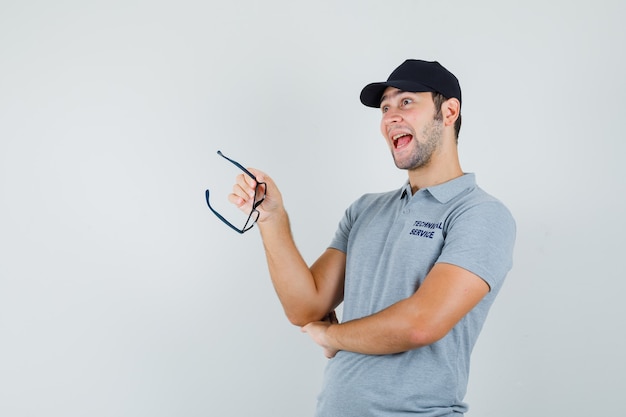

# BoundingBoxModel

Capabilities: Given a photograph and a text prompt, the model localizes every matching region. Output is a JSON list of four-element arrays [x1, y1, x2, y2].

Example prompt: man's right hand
[[228, 168, 284, 225]]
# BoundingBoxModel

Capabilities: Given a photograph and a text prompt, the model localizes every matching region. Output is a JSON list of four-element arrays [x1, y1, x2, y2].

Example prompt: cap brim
[[360, 80, 435, 108]]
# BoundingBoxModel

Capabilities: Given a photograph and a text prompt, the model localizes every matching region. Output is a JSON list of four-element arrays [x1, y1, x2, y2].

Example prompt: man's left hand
[[301, 321, 339, 359]]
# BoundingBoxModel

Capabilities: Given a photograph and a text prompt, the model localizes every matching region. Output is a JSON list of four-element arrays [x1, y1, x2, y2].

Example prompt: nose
[[382, 107, 402, 126], [380, 108, 402, 138]]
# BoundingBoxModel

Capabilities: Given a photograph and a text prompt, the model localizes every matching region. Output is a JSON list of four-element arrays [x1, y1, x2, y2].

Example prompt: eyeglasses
[[205, 150, 266, 234]]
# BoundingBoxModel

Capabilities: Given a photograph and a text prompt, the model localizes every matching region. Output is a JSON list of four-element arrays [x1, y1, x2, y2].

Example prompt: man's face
[[379, 87, 443, 171]]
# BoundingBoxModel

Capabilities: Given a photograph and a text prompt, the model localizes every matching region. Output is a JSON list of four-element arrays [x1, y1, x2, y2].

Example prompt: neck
[[407, 144, 463, 194]]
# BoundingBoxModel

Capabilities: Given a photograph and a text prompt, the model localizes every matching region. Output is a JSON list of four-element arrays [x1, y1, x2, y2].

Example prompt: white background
[[1, 1, 624, 416]]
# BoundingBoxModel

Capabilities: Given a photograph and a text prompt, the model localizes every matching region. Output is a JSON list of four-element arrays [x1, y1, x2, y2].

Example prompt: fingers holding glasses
[[229, 168, 282, 221], [229, 167, 266, 207], [228, 173, 255, 209], [208, 151, 276, 233]]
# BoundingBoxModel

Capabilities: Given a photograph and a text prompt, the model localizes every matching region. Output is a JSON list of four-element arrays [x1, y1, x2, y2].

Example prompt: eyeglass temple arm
[[217, 150, 258, 181], [205, 189, 245, 234]]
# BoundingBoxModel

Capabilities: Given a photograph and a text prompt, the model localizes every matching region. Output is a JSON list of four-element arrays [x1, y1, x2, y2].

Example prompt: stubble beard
[[393, 117, 444, 171]]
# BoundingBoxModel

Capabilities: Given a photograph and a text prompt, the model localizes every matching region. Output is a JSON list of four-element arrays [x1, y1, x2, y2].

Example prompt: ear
[[441, 98, 460, 128]]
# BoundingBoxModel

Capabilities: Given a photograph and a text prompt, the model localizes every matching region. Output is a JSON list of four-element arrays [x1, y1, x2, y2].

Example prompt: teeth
[[392, 133, 409, 140]]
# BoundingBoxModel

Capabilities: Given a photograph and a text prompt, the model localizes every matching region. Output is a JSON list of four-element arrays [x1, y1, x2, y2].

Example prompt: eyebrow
[[379, 89, 408, 106]]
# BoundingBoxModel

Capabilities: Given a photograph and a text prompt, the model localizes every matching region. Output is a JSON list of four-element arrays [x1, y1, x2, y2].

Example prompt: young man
[[228, 59, 516, 416]]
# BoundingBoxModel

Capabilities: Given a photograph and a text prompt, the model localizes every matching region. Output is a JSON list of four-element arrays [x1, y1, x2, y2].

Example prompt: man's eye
[[402, 98, 412, 105], [381, 105, 389, 113]]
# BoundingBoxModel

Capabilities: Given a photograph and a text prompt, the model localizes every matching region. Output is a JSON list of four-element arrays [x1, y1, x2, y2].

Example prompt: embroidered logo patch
[[409, 220, 443, 239]]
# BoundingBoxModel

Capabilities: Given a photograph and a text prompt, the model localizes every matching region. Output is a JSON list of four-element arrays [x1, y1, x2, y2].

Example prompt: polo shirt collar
[[400, 173, 476, 204]]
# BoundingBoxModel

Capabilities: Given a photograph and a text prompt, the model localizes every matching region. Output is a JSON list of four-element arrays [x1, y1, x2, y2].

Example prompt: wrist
[[257, 207, 289, 230], [325, 323, 340, 349]]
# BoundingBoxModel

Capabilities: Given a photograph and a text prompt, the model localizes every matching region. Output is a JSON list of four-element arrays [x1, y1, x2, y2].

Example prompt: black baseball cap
[[360, 59, 462, 108]]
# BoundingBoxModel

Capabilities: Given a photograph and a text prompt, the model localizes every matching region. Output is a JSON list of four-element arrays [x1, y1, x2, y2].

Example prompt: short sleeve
[[328, 204, 354, 254], [436, 201, 516, 292]]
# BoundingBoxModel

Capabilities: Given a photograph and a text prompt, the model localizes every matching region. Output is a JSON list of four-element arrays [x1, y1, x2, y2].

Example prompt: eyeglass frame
[[205, 150, 266, 234]]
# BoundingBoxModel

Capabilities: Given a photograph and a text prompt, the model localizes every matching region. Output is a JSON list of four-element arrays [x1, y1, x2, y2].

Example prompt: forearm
[[258, 209, 326, 325], [324, 299, 427, 355], [304, 263, 491, 356]]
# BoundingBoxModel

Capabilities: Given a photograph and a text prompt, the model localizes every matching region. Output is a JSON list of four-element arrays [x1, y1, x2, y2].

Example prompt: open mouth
[[392, 133, 413, 150]]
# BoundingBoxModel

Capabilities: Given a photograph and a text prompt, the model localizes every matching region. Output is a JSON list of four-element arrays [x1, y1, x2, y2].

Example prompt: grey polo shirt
[[315, 173, 516, 417]]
